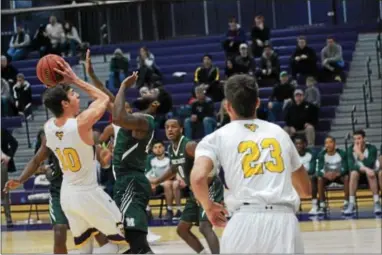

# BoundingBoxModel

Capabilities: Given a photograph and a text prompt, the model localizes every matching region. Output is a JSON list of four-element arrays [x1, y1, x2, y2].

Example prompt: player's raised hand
[[204, 201, 228, 228], [3, 179, 21, 193], [54, 61, 78, 84], [121, 71, 138, 88], [85, 49, 95, 75]]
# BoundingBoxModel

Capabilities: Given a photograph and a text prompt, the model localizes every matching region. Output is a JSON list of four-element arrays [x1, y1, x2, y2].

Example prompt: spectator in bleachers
[[1, 128, 18, 173], [222, 17, 246, 58], [63, 21, 82, 57], [30, 24, 52, 58], [1, 148, 13, 226], [284, 89, 318, 147], [146, 141, 182, 220], [45, 16, 65, 55], [316, 136, 349, 215], [257, 45, 280, 86], [267, 71, 295, 122], [344, 130, 381, 215], [233, 43, 256, 76], [136, 47, 162, 89], [108, 48, 129, 89], [293, 136, 317, 215], [224, 59, 235, 79], [184, 86, 216, 139], [12, 73, 32, 113], [193, 54, 222, 102], [304, 76, 321, 107], [216, 99, 230, 128], [290, 36, 317, 79], [1, 55, 18, 86], [1, 79, 17, 117], [321, 37, 344, 82], [250, 15, 270, 57], [7, 25, 30, 61]]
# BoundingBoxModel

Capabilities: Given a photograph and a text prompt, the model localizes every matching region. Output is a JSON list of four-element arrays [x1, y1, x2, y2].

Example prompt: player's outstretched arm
[[150, 165, 178, 185], [112, 72, 149, 131], [292, 166, 311, 198], [3, 138, 49, 193]]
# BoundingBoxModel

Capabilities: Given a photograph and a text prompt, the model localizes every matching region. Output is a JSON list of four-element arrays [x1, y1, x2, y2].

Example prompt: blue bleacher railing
[[375, 35, 381, 79], [362, 82, 370, 128], [344, 132, 351, 154], [366, 57, 373, 103], [23, 103, 33, 148], [350, 105, 357, 133]]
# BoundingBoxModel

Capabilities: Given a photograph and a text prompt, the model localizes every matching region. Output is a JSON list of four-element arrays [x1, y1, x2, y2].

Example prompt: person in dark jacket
[[222, 17, 246, 58], [290, 36, 318, 79], [1, 128, 18, 173], [233, 43, 256, 76], [224, 59, 235, 79], [250, 15, 270, 57], [12, 73, 32, 113], [7, 26, 30, 61], [108, 48, 129, 89], [267, 71, 295, 122], [1, 55, 18, 86], [284, 89, 318, 146], [30, 24, 52, 57], [257, 45, 280, 86]]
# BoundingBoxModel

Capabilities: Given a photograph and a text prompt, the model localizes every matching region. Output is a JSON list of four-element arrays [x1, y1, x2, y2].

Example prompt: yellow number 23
[[55, 148, 82, 172], [237, 138, 284, 178]]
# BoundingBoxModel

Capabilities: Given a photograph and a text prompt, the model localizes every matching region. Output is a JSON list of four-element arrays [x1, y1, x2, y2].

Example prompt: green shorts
[[180, 177, 224, 224], [49, 179, 68, 226], [113, 172, 151, 233]]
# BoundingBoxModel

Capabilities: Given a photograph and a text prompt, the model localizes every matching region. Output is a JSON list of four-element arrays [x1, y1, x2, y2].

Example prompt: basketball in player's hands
[[36, 54, 65, 87]]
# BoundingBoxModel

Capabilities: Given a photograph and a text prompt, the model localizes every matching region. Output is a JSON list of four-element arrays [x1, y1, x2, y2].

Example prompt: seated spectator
[[233, 43, 256, 76], [136, 47, 162, 89], [1, 148, 13, 226], [250, 15, 270, 57], [145, 141, 182, 220], [304, 76, 321, 107], [222, 17, 246, 58], [63, 21, 82, 57], [344, 130, 381, 215], [1, 55, 18, 86], [194, 54, 222, 102], [1, 79, 16, 117], [30, 24, 52, 58], [184, 86, 216, 139], [45, 16, 65, 55], [317, 136, 349, 215], [321, 37, 344, 82], [7, 26, 30, 61], [257, 45, 280, 86], [225, 59, 235, 79], [267, 71, 295, 122], [12, 73, 32, 113], [284, 89, 318, 147], [108, 48, 129, 89], [216, 99, 230, 128], [1, 128, 18, 173], [294, 136, 317, 215], [290, 36, 317, 79]]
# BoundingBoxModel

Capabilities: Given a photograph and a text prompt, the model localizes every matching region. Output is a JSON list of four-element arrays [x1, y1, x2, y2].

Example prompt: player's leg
[[163, 180, 174, 219], [362, 167, 382, 213], [317, 176, 327, 214], [199, 220, 219, 254], [177, 198, 204, 253], [378, 170, 382, 195], [49, 188, 69, 254], [341, 174, 350, 211], [345, 170, 360, 214], [172, 178, 184, 217]]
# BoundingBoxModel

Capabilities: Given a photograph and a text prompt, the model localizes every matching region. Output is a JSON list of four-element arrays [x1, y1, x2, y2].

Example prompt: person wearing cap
[[284, 89, 318, 146], [222, 17, 246, 58], [257, 45, 280, 86], [108, 48, 129, 89], [290, 36, 317, 79], [250, 15, 270, 57], [7, 26, 30, 61], [267, 71, 295, 122], [233, 43, 256, 76], [12, 73, 32, 113]]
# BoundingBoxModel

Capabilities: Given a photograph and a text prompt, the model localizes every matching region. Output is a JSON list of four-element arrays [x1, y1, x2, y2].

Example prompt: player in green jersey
[[150, 119, 223, 254]]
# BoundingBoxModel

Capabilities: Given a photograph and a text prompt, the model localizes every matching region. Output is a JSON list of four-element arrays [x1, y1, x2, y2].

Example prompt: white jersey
[[44, 118, 98, 189], [195, 119, 302, 212]]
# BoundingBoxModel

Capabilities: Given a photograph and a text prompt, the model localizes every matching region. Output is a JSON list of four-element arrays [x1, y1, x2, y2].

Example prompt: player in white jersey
[[190, 74, 311, 253]]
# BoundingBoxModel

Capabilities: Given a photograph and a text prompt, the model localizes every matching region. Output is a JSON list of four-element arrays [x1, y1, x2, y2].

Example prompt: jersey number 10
[[237, 138, 285, 178], [55, 148, 82, 172]]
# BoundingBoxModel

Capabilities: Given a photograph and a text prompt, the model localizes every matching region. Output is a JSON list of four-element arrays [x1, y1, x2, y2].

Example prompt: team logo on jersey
[[244, 124, 258, 132], [55, 131, 64, 140]]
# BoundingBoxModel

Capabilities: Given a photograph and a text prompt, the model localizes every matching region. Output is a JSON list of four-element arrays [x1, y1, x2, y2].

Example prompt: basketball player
[[190, 74, 311, 253], [6, 60, 128, 253], [150, 118, 223, 254]]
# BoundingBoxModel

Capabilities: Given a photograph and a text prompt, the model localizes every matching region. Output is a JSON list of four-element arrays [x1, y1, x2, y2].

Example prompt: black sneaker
[[164, 209, 173, 221], [174, 210, 182, 219]]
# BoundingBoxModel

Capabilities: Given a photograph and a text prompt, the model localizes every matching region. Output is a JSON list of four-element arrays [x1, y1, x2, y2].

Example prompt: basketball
[[36, 54, 65, 87]]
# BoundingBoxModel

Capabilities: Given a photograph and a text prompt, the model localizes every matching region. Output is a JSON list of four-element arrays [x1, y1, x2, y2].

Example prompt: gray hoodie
[[321, 43, 343, 63], [305, 86, 321, 107]]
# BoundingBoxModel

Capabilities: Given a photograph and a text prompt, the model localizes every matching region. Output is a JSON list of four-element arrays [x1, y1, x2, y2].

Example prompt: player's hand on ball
[[3, 179, 21, 193], [205, 201, 228, 228], [54, 61, 78, 84], [121, 71, 138, 88]]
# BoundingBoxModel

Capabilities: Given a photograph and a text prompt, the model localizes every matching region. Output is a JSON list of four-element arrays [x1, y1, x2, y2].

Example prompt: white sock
[[349, 196, 355, 204], [95, 242, 119, 253], [373, 195, 380, 203], [146, 205, 151, 211], [311, 199, 317, 207], [167, 206, 173, 210], [319, 201, 326, 208]]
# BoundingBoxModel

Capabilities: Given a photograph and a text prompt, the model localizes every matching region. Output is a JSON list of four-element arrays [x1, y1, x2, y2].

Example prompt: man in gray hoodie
[[321, 37, 344, 82]]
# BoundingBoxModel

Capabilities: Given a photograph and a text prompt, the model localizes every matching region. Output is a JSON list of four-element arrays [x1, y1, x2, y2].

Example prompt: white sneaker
[[374, 202, 382, 214], [147, 230, 161, 244], [308, 206, 318, 215]]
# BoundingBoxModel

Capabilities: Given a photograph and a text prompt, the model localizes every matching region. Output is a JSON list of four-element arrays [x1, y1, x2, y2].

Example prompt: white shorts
[[60, 186, 126, 248], [221, 204, 304, 253]]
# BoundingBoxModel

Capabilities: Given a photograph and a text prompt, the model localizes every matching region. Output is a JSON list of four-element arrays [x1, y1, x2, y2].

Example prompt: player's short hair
[[353, 129, 366, 137], [325, 135, 336, 142], [43, 84, 71, 117], [152, 140, 164, 147], [293, 135, 307, 144], [224, 74, 258, 118], [166, 118, 183, 128]]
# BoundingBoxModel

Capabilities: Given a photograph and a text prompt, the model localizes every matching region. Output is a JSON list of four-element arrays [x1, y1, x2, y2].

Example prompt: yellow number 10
[[237, 138, 285, 178], [55, 148, 82, 172]]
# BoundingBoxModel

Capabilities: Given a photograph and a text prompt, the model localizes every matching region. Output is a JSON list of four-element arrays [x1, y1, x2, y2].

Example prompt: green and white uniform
[[316, 148, 348, 178], [298, 149, 316, 176], [112, 115, 155, 233], [168, 136, 224, 224]]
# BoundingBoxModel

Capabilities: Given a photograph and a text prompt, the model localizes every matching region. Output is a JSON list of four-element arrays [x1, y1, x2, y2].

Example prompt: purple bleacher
[[1, 117, 23, 129], [12, 56, 79, 69]]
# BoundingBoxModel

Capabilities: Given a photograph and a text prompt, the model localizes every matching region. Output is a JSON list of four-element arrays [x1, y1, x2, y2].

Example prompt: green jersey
[[168, 136, 194, 186], [112, 115, 155, 177]]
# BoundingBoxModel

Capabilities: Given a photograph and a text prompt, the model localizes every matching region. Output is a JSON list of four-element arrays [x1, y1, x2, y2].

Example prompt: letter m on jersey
[[126, 218, 135, 227]]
